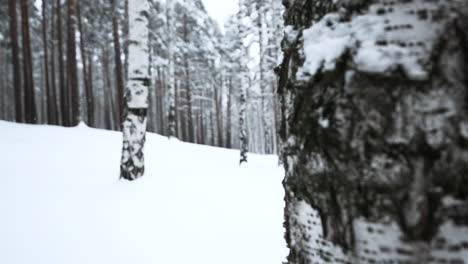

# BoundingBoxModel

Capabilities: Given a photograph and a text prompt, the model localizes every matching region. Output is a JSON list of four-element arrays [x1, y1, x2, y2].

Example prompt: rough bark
[[120, 0, 150, 181], [279, 1, 468, 263]]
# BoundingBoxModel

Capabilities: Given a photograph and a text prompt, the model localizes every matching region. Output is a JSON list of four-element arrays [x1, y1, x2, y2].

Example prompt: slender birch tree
[[120, 0, 150, 181], [238, 0, 248, 164]]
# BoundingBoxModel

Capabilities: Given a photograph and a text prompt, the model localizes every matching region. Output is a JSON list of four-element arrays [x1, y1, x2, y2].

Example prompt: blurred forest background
[[0, 0, 283, 154]]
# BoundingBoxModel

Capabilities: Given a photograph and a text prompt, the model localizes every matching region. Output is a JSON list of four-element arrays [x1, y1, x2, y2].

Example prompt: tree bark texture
[[120, 0, 150, 181], [279, 0, 468, 263]]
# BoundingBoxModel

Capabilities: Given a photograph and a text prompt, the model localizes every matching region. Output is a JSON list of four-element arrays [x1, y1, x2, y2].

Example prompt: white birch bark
[[238, 0, 248, 164], [120, 0, 150, 181]]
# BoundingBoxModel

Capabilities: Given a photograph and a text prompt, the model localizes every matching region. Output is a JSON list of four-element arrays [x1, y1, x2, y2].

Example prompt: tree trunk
[[9, 0, 23, 123], [226, 77, 232, 149], [182, 10, 194, 143], [67, 0, 79, 126], [20, 0, 37, 124], [76, 1, 94, 127], [214, 83, 223, 147], [238, 0, 248, 163], [120, 0, 150, 181], [279, 1, 468, 263], [57, 0, 67, 126], [256, 0, 269, 154], [43, 0, 57, 125], [166, 0, 176, 138], [111, 0, 125, 127]]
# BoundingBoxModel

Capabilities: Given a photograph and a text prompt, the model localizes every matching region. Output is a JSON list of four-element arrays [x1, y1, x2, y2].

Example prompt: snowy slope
[[0, 121, 288, 264]]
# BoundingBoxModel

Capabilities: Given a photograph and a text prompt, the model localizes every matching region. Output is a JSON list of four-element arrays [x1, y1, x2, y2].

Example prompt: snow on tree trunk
[[120, 0, 150, 181], [279, 0, 468, 263]]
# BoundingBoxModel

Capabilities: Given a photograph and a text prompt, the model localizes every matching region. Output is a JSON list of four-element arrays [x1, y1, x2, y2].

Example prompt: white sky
[[201, 0, 239, 30]]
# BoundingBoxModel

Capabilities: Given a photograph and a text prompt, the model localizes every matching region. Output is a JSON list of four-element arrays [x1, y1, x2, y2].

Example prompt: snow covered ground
[[0, 121, 288, 264]]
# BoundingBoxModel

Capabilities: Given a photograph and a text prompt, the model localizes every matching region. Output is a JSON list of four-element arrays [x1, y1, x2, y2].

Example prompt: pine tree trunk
[[279, 1, 468, 263], [43, 0, 57, 125], [166, 0, 176, 138], [111, 0, 125, 127], [20, 0, 37, 124], [120, 0, 150, 181], [67, 0, 79, 126], [76, 1, 94, 127], [256, 0, 270, 154], [57, 0, 67, 126], [226, 77, 232, 149], [9, 0, 23, 123]]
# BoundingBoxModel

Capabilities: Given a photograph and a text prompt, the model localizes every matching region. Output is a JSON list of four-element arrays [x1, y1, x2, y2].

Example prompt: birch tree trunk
[[238, 0, 248, 164], [279, 0, 468, 263], [120, 0, 150, 181]]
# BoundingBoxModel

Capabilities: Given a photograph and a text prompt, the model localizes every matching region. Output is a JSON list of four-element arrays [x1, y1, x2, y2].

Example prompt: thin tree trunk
[[166, 0, 176, 138], [57, 0, 67, 126], [111, 0, 125, 127], [67, 0, 79, 126], [238, 0, 248, 163], [76, 1, 94, 127], [43, 0, 57, 125], [20, 0, 37, 124], [9, 0, 23, 123], [214, 83, 223, 147], [226, 77, 232, 149]]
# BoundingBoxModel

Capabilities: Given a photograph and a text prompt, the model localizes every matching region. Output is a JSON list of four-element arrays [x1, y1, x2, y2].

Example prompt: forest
[[0, 0, 283, 155]]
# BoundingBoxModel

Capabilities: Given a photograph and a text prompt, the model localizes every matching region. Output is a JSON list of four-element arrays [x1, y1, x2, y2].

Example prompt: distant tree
[[56, 0, 67, 126], [43, 0, 58, 125], [111, 0, 125, 126], [20, 0, 36, 124], [120, 0, 150, 180], [67, 0, 79, 125], [8, 0, 22, 123]]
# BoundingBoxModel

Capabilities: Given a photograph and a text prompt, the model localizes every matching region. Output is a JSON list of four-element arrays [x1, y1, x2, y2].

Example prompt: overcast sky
[[201, 0, 239, 30]]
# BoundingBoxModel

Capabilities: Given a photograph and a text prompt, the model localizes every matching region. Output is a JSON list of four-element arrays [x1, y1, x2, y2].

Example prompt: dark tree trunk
[[20, 0, 37, 124], [279, 1, 468, 263], [76, 1, 94, 127], [225, 77, 232, 149], [42, 0, 57, 125], [9, 0, 23, 123], [111, 0, 125, 126], [67, 0, 79, 126], [57, 0, 67, 126], [214, 84, 223, 147]]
